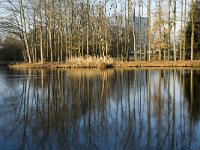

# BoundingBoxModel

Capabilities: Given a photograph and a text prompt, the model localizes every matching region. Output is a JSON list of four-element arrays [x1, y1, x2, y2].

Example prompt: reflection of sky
[[0, 68, 200, 149], [0, 75, 22, 102], [78, 69, 198, 149]]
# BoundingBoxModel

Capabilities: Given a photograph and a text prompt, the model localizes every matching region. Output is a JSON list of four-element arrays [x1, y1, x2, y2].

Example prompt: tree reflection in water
[[0, 68, 200, 149]]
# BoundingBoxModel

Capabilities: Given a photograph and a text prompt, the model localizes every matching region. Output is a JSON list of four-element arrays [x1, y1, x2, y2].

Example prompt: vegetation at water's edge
[[9, 57, 200, 68], [0, 0, 200, 65]]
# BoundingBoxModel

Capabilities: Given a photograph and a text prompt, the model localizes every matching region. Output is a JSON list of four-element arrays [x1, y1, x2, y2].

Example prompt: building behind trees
[[0, 0, 199, 62]]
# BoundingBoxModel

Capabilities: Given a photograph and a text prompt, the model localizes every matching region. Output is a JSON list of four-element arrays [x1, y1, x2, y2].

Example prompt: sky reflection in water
[[0, 67, 200, 150]]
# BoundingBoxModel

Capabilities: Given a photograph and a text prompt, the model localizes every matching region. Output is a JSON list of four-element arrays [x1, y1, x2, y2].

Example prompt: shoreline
[[8, 60, 200, 68]]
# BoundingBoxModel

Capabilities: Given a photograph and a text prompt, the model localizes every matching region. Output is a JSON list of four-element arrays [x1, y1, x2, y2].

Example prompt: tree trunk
[[147, 0, 151, 61], [86, 0, 89, 57], [183, 0, 187, 60], [191, 0, 194, 60], [173, 0, 176, 61], [159, 0, 162, 61], [39, 0, 44, 63], [19, 0, 32, 63], [168, 0, 171, 61], [127, 0, 131, 61], [180, 0, 183, 60]]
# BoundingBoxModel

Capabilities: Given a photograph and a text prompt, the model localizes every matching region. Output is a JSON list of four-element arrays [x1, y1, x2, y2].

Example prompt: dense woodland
[[0, 0, 199, 63]]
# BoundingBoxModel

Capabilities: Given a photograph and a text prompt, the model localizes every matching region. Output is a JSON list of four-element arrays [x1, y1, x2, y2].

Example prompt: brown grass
[[114, 60, 200, 67], [66, 56, 114, 68], [9, 58, 200, 69]]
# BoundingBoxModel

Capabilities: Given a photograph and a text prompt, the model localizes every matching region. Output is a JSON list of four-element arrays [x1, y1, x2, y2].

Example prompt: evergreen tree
[[186, 1, 200, 59]]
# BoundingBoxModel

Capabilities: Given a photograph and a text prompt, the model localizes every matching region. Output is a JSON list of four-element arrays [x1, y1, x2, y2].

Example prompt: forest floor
[[9, 60, 200, 68]]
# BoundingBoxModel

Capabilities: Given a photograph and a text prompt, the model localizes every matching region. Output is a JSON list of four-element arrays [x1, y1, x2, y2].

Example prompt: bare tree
[[173, 0, 176, 61], [180, 0, 184, 60], [168, 0, 171, 61], [183, 0, 187, 60], [190, 0, 194, 60], [147, 0, 151, 61], [39, 0, 44, 63], [19, 0, 32, 63], [0, 0, 195, 63]]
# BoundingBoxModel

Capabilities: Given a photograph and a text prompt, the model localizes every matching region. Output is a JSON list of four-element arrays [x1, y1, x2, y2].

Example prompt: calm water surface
[[0, 67, 200, 150]]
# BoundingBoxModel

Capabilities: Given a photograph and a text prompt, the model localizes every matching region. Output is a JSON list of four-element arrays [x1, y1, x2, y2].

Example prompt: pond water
[[0, 67, 200, 150]]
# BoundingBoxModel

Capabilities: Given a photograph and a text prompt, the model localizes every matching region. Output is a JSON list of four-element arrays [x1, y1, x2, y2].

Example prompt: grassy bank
[[114, 60, 200, 67], [8, 57, 200, 68], [9, 57, 114, 68]]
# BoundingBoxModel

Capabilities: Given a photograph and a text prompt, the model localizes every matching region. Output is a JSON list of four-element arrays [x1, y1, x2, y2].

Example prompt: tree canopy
[[0, 0, 198, 62], [0, 35, 23, 61]]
